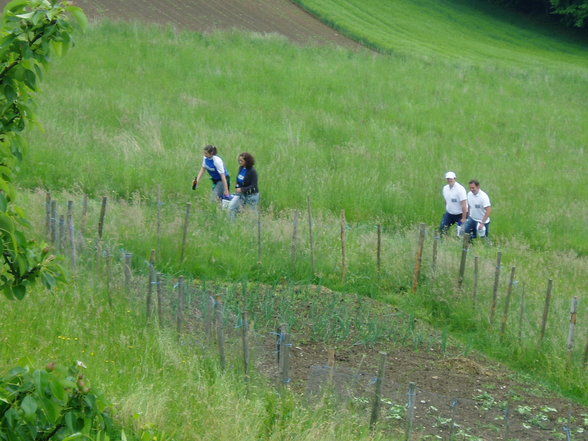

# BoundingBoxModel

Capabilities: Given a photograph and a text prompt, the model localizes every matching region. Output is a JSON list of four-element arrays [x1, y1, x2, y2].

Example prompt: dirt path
[[53, 0, 363, 48]]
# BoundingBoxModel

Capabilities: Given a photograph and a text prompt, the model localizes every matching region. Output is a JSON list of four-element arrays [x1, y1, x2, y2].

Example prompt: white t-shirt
[[442, 182, 467, 215], [201, 155, 226, 174], [467, 189, 491, 223]]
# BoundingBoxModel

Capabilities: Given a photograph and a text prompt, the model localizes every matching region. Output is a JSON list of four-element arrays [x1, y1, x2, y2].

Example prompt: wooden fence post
[[341, 209, 347, 282], [369, 351, 387, 429], [180, 202, 191, 262], [539, 279, 553, 345], [376, 224, 382, 274], [278, 323, 291, 389], [67, 201, 77, 270], [457, 233, 470, 289], [146, 249, 156, 320], [156, 272, 163, 326], [104, 248, 112, 308], [81, 194, 88, 237], [215, 295, 226, 371], [97, 196, 107, 239], [583, 335, 588, 368], [50, 200, 57, 244], [242, 311, 250, 381], [156, 184, 162, 257], [566, 296, 579, 370], [307, 197, 315, 276], [257, 209, 262, 266], [291, 210, 299, 264], [176, 276, 185, 335], [124, 252, 133, 296], [406, 382, 416, 441], [518, 283, 526, 344], [205, 295, 215, 344], [45, 192, 51, 239], [411, 223, 426, 293], [58, 214, 65, 254], [500, 266, 516, 339], [490, 251, 502, 324], [472, 256, 479, 305]]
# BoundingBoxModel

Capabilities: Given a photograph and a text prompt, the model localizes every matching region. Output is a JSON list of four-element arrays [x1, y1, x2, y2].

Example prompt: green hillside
[[16, 19, 588, 254], [2, 0, 588, 439], [293, 0, 588, 69]]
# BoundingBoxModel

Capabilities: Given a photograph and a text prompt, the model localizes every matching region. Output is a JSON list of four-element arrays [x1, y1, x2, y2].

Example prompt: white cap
[[445, 171, 456, 179]]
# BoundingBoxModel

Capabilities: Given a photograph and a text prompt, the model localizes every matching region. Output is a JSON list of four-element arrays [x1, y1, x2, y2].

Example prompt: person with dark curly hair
[[228, 152, 259, 217]]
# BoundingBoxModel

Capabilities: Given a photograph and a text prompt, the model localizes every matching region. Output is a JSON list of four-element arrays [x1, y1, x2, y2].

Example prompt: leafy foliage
[[550, 0, 588, 27], [0, 0, 86, 299], [0, 362, 119, 440], [489, 0, 588, 28]]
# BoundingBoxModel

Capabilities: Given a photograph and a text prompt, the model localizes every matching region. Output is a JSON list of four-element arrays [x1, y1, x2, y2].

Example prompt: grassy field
[[292, 0, 588, 69], [17, 19, 588, 255], [3, 0, 588, 437], [15, 188, 588, 402], [0, 263, 392, 441]]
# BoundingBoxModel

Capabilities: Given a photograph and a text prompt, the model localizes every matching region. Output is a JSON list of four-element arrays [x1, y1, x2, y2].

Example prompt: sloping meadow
[[18, 20, 588, 255]]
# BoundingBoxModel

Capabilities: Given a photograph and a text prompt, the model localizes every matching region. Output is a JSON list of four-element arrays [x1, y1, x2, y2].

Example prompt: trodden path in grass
[[59, 0, 365, 48]]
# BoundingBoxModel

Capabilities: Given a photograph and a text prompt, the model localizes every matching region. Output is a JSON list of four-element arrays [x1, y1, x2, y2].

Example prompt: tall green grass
[[18, 21, 588, 254], [17, 188, 588, 402], [0, 260, 396, 441]]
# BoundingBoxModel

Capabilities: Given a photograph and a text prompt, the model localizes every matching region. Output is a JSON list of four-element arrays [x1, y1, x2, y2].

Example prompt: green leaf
[[2, 285, 15, 300], [24, 69, 36, 90], [0, 193, 7, 212], [3, 0, 29, 14], [3, 83, 17, 101], [48, 374, 67, 402], [20, 394, 37, 417], [12, 284, 25, 300], [0, 213, 15, 233], [67, 6, 88, 31], [14, 11, 33, 19], [62, 433, 83, 441]]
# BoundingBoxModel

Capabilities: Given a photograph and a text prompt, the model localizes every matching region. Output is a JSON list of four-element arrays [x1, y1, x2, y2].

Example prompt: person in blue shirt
[[228, 152, 259, 217], [193, 145, 231, 201]]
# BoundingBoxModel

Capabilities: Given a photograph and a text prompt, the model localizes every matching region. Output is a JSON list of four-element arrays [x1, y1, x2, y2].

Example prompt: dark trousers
[[439, 212, 463, 235]]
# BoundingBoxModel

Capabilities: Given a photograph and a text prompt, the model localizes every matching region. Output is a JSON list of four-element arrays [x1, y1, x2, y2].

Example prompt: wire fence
[[36, 191, 588, 440]]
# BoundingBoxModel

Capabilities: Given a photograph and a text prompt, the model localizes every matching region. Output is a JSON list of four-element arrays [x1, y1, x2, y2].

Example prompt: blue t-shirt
[[203, 155, 229, 181], [237, 167, 248, 187]]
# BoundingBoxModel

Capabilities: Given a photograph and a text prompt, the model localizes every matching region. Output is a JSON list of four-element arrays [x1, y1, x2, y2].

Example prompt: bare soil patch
[[46, 0, 364, 48], [182, 282, 588, 441]]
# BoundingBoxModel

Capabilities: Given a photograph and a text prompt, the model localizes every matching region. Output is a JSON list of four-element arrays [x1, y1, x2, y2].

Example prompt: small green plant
[[0, 362, 119, 440], [473, 391, 496, 410], [381, 399, 405, 421]]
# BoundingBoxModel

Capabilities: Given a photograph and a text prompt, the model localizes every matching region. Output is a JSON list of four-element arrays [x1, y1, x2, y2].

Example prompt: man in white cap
[[439, 171, 467, 236], [463, 179, 492, 239]]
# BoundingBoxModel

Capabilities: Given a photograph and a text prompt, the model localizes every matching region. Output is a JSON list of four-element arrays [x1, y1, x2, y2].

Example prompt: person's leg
[[439, 212, 453, 235], [463, 217, 478, 239], [212, 181, 223, 201], [440, 213, 461, 235], [228, 195, 242, 219], [244, 193, 260, 210]]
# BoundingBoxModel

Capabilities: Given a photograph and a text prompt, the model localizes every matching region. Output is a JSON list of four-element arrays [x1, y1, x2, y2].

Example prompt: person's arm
[[220, 174, 230, 197], [195, 167, 206, 186], [479, 206, 492, 227], [460, 199, 468, 223], [237, 168, 257, 194]]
